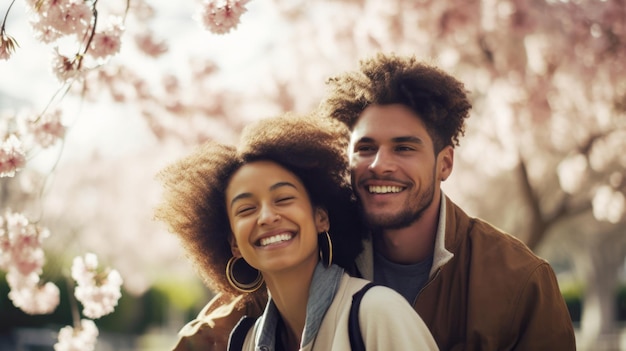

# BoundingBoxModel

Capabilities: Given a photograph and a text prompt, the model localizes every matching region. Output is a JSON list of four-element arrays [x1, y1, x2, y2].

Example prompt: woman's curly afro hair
[[155, 113, 367, 303], [319, 53, 472, 152]]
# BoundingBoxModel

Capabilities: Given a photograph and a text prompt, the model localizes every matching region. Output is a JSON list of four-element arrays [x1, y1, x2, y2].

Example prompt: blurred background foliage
[[1, 0, 625, 350]]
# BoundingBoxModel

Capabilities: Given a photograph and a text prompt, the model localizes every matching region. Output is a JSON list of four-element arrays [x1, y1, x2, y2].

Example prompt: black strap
[[228, 316, 257, 351], [348, 282, 377, 351]]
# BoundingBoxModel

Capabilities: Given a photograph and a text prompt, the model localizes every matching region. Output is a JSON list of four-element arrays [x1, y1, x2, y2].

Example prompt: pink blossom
[[51, 49, 82, 82], [134, 32, 168, 57], [30, 19, 63, 44], [0, 210, 59, 316], [0, 221, 9, 268], [0, 31, 20, 60], [0, 135, 27, 178], [71, 252, 98, 285], [0, 210, 49, 276], [62, 1, 93, 35], [25, 0, 70, 13], [28, 109, 66, 148], [71, 253, 123, 319], [44, 4, 77, 35], [26, 0, 90, 43], [197, 0, 251, 34], [88, 19, 124, 60], [54, 319, 99, 351], [6, 271, 60, 315]]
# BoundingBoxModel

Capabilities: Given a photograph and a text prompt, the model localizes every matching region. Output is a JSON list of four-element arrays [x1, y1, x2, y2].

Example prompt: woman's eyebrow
[[230, 192, 252, 208], [230, 182, 297, 208], [269, 181, 297, 191]]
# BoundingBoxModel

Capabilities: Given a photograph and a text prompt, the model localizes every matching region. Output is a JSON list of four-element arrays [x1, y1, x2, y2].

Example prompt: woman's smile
[[257, 232, 295, 247]]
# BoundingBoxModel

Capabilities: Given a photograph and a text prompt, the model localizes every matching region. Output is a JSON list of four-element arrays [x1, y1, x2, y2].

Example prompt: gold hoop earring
[[226, 256, 264, 293], [318, 231, 333, 268]]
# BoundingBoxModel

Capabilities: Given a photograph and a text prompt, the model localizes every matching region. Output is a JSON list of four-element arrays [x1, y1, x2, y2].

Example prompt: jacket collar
[[430, 192, 455, 277], [355, 191, 454, 280], [255, 263, 344, 349]]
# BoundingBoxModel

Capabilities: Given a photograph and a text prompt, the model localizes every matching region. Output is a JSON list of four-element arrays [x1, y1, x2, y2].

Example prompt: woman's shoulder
[[339, 275, 413, 317], [341, 273, 371, 292], [341, 274, 406, 304]]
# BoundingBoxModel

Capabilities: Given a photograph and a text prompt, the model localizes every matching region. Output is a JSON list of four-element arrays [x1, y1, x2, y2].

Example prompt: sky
[[0, 0, 283, 166]]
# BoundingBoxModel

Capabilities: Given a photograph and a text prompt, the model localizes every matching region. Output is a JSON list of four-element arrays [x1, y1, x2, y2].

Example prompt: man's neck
[[375, 195, 441, 264]]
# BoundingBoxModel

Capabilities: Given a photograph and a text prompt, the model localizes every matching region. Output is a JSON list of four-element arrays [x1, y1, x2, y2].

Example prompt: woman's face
[[225, 160, 328, 274]]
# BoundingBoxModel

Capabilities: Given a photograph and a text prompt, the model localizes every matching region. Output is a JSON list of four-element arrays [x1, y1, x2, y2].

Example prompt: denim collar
[[255, 262, 343, 350]]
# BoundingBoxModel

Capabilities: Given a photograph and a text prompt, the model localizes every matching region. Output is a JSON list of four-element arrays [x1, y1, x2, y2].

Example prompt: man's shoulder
[[445, 199, 541, 259], [456, 217, 557, 292], [468, 218, 543, 260]]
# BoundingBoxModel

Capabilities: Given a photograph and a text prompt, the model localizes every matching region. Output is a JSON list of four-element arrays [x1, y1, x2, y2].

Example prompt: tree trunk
[[575, 235, 624, 351]]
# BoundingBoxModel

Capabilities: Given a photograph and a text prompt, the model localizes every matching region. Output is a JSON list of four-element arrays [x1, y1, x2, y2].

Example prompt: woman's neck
[[263, 258, 318, 349]]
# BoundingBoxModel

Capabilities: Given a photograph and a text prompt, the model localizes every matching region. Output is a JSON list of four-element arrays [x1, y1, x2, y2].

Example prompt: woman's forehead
[[226, 161, 305, 197]]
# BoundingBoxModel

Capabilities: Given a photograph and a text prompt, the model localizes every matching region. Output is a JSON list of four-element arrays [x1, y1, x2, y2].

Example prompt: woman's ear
[[229, 235, 241, 257], [314, 207, 330, 233]]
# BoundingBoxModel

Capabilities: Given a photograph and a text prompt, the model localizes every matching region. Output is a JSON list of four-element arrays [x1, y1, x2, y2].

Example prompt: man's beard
[[361, 180, 435, 231]]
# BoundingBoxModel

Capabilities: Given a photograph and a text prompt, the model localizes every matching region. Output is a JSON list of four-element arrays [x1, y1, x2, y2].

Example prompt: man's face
[[348, 104, 451, 230]]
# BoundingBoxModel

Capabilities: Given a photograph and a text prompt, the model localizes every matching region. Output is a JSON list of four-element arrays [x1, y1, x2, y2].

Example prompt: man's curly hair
[[319, 53, 472, 152], [154, 113, 366, 304]]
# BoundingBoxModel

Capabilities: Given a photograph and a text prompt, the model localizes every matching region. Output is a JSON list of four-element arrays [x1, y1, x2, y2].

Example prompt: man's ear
[[229, 235, 241, 257], [314, 207, 330, 233], [438, 145, 454, 182]]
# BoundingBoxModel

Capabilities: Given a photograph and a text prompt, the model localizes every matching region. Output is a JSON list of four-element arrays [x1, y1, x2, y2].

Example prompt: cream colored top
[[241, 273, 439, 351]]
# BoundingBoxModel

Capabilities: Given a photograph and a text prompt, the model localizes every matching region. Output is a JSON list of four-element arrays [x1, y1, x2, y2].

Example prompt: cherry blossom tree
[[1, 0, 624, 350], [1, 0, 252, 348], [251, 1, 626, 348]]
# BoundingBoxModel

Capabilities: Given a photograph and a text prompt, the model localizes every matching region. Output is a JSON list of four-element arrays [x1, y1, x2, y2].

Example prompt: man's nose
[[368, 149, 396, 174]]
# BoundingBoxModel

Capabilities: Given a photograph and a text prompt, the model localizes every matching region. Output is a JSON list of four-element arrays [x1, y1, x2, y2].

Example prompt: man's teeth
[[260, 234, 293, 246], [368, 185, 403, 194]]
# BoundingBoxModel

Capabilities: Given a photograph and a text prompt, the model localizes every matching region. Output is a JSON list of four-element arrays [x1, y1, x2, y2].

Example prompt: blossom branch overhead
[[197, 0, 251, 34], [1, 0, 253, 349]]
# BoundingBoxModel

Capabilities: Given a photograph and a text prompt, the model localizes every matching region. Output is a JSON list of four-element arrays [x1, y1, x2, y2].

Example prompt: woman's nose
[[258, 205, 280, 225]]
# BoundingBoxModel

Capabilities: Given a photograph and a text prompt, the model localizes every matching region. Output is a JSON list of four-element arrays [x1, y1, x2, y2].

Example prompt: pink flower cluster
[[54, 319, 99, 351], [134, 32, 168, 58], [7, 272, 60, 315], [197, 0, 251, 34], [0, 30, 19, 61], [71, 253, 123, 319], [0, 108, 67, 178], [0, 210, 60, 314], [26, 0, 93, 44], [0, 135, 26, 177], [88, 18, 124, 60], [26, 109, 67, 148], [19, 0, 126, 82]]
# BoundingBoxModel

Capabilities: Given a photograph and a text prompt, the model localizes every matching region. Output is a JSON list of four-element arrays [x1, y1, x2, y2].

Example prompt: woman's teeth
[[259, 233, 293, 247]]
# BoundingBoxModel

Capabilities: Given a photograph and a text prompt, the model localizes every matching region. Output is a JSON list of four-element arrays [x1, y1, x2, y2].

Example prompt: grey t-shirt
[[373, 250, 433, 304]]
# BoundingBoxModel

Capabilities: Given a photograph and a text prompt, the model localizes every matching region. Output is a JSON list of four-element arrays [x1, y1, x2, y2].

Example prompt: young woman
[[155, 114, 438, 351]]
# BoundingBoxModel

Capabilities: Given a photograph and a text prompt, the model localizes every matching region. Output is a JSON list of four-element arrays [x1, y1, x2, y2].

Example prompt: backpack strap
[[348, 282, 377, 351], [228, 316, 257, 351]]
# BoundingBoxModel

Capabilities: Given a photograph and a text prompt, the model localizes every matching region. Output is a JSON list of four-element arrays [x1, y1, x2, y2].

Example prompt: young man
[[170, 54, 576, 351], [319, 53, 576, 350]]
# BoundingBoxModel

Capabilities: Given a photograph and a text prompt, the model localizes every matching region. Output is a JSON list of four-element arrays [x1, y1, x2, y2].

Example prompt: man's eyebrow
[[354, 136, 375, 144], [392, 136, 423, 144], [354, 136, 423, 144], [230, 182, 297, 208]]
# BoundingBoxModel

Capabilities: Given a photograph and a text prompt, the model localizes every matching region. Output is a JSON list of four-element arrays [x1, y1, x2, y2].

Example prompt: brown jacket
[[171, 195, 576, 351], [355, 196, 576, 350]]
